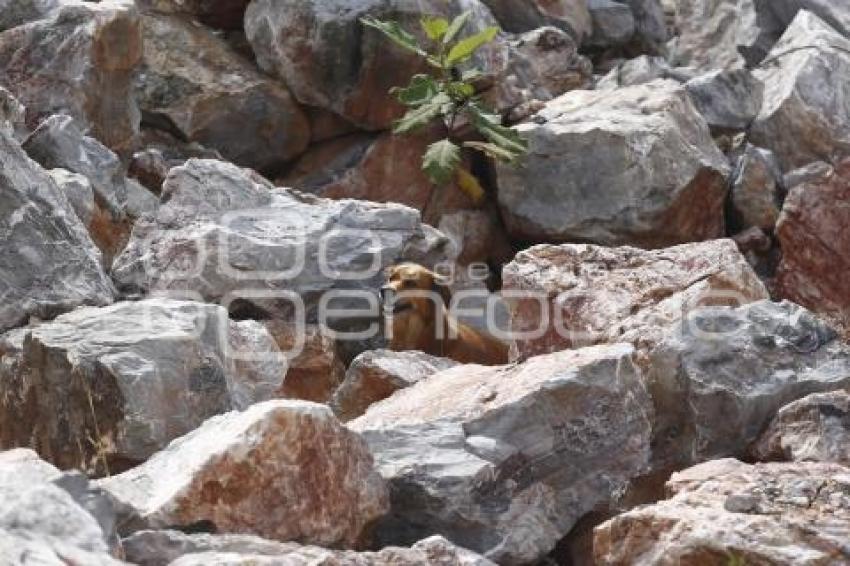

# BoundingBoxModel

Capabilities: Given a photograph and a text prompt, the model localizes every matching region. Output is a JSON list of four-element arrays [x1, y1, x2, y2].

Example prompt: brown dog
[[381, 263, 509, 365]]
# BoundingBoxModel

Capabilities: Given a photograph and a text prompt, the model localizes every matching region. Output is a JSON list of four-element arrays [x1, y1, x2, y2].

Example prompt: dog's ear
[[431, 272, 452, 308]]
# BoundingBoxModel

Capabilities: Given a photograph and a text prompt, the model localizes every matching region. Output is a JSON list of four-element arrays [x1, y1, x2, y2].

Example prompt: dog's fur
[[382, 263, 509, 365]]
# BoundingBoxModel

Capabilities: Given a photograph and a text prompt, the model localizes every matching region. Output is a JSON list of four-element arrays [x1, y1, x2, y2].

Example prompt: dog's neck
[[386, 305, 451, 356]]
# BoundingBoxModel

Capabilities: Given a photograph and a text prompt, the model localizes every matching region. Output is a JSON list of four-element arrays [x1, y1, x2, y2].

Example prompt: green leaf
[[361, 17, 427, 58], [422, 139, 461, 185], [443, 11, 473, 45], [393, 93, 452, 134], [391, 74, 439, 106], [421, 16, 449, 40], [446, 26, 498, 65], [465, 103, 528, 156], [464, 141, 521, 163]]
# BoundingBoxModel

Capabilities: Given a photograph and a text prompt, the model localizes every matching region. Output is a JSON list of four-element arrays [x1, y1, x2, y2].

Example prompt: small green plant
[[361, 11, 528, 195]]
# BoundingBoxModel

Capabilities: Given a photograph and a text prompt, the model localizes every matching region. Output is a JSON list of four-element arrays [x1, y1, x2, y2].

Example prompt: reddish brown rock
[[135, 0, 250, 30], [263, 321, 345, 404], [0, 1, 143, 152], [502, 239, 769, 361], [280, 129, 477, 225], [100, 400, 389, 547], [331, 350, 458, 422], [594, 459, 850, 565], [776, 159, 850, 336]]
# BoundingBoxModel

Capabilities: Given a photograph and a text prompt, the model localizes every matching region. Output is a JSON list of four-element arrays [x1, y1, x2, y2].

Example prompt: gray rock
[[135, 13, 309, 173], [595, 55, 693, 90], [730, 144, 783, 231], [47, 168, 95, 226], [753, 390, 850, 464], [111, 159, 449, 344], [647, 300, 850, 470], [350, 344, 653, 564], [0, 299, 285, 475], [783, 160, 834, 190], [0, 0, 58, 31], [23, 114, 127, 219], [134, 0, 249, 30], [124, 530, 495, 566], [0, 0, 142, 152], [0, 449, 124, 565], [619, 0, 668, 51], [0, 126, 113, 333], [751, 10, 850, 170], [123, 177, 159, 220], [480, 0, 591, 39], [753, 0, 850, 49], [668, 0, 766, 70], [331, 349, 458, 421], [587, 0, 636, 48], [485, 26, 592, 121], [100, 401, 389, 548], [496, 79, 730, 247], [0, 85, 26, 139], [685, 68, 764, 132], [244, 0, 497, 130]]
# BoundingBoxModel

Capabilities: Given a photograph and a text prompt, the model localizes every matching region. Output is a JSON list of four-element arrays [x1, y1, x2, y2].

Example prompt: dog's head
[[381, 263, 451, 318]]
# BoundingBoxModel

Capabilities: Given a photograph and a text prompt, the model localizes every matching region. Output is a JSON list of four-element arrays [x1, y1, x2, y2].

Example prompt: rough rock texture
[[244, 0, 497, 130], [484, 26, 593, 121], [125, 530, 494, 566], [502, 239, 768, 361], [437, 209, 514, 266], [0, 126, 113, 333], [262, 321, 345, 403], [684, 68, 763, 132], [100, 401, 389, 548], [135, 0, 250, 29], [480, 0, 591, 39], [0, 448, 123, 565], [595, 55, 693, 90], [0, 0, 143, 152], [753, 390, 850, 464], [587, 0, 636, 48], [136, 13, 309, 173], [281, 130, 475, 225], [620, 0, 668, 51], [669, 0, 764, 70], [350, 344, 653, 564], [496, 80, 730, 247], [648, 300, 850, 470], [784, 160, 834, 191], [0, 299, 284, 475], [752, 0, 850, 51], [0, 0, 59, 32], [0, 84, 26, 139], [332, 349, 458, 422], [47, 168, 95, 227], [594, 458, 850, 565], [776, 159, 850, 334], [750, 11, 850, 170], [112, 158, 449, 331], [730, 144, 783, 231]]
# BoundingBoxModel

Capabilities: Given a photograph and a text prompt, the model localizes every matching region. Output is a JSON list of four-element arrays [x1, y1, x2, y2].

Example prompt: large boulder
[[776, 159, 850, 335], [480, 0, 591, 40], [753, 390, 850, 464], [0, 126, 113, 333], [750, 11, 850, 170], [595, 458, 850, 565], [752, 0, 850, 47], [684, 68, 763, 132], [0, 0, 142, 152], [647, 300, 850, 471], [0, 299, 285, 475], [586, 0, 636, 48], [502, 239, 768, 361], [100, 400, 389, 548], [244, 0, 497, 130], [135, 13, 309, 173], [350, 344, 653, 564], [0, 448, 123, 565], [729, 144, 783, 232], [496, 80, 730, 247], [111, 159, 449, 339], [331, 349, 458, 421], [124, 530, 494, 566], [619, 0, 668, 51]]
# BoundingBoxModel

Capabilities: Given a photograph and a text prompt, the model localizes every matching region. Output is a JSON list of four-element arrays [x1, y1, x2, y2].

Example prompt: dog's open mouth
[[386, 301, 413, 315]]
